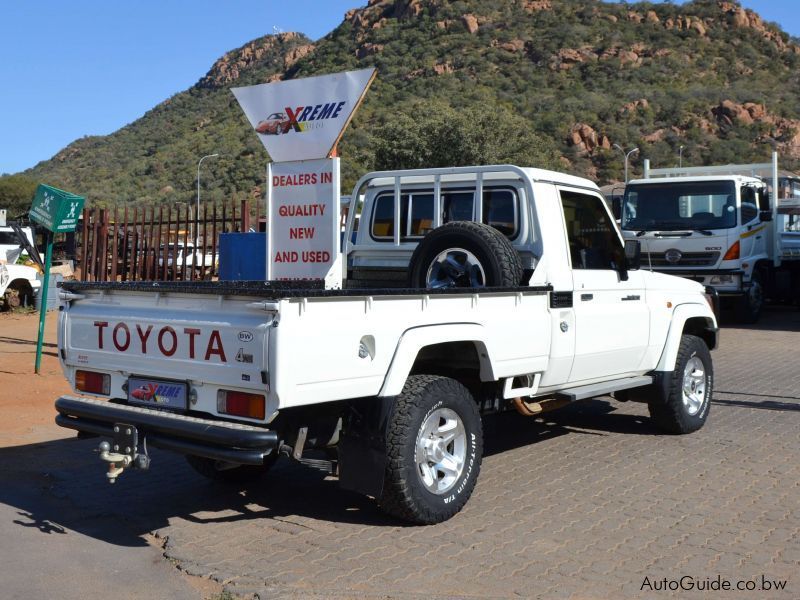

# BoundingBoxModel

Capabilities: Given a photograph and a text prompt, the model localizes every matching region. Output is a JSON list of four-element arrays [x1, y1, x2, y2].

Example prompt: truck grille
[[643, 251, 720, 267]]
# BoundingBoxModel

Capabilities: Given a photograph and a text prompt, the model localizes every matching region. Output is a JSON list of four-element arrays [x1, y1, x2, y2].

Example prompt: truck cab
[[621, 175, 768, 318], [620, 153, 800, 323]]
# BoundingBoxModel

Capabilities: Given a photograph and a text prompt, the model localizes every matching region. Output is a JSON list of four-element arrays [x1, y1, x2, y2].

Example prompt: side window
[[409, 194, 434, 236], [740, 187, 759, 224], [371, 186, 519, 240], [371, 194, 408, 239], [560, 190, 624, 270], [483, 189, 517, 237], [443, 192, 474, 222]]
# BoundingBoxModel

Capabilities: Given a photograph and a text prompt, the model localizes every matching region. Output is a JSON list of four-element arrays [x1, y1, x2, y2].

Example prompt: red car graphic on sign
[[131, 383, 158, 401], [255, 112, 291, 135]]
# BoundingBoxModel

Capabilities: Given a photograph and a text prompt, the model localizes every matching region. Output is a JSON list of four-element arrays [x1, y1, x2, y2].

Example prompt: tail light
[[217, 390, 265, 420], [75, 370, 111, 395], [722, 241, 740, 261]]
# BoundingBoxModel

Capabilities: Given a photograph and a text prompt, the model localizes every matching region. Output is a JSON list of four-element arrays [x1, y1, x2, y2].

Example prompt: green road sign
[[29, 184, 85, 233], [29, 184, 84, 373]]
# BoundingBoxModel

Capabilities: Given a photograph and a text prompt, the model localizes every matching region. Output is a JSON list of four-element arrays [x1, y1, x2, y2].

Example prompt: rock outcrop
[[619, 99, 650, 115], [711, 100, 800, 158], [462, 14, 479, 34], [568, 123, 611, 154], [197, 33, 310, 88]]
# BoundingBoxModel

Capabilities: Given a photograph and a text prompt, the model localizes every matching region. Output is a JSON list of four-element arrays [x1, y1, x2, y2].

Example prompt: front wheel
[[648, 334, 713, 434], [737, 271, 764, 324], [2, 281, 34, 311], [379, 375, 483, 524]]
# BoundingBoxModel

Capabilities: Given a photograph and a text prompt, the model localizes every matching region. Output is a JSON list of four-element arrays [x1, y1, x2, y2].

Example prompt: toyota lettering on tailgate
[[92, 321, 227, 362]]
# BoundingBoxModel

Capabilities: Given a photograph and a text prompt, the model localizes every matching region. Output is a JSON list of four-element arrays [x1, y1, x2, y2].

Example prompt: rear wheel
[[379, 375, 483, 524], [186, 453, 277, 484]]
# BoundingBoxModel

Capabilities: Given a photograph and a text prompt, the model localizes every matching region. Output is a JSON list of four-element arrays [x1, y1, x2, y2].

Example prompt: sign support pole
[[266, 162, 273, 281], [35, 230, 54, 374]]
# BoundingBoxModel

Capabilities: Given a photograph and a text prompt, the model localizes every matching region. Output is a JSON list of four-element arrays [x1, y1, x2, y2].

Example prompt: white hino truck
[[54, 165, 718, 524], [621, 152, 800, 323]]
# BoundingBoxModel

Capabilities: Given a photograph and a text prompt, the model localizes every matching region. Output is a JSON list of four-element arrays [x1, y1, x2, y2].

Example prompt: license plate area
[[127, 376, 188, 411]]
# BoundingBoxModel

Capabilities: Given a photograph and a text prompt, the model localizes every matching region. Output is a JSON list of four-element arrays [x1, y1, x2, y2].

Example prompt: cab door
[[559, 188, 650, 383]]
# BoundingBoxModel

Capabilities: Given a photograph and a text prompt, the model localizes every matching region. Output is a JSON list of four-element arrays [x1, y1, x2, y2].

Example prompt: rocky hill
[[12, 0, 800, 208]]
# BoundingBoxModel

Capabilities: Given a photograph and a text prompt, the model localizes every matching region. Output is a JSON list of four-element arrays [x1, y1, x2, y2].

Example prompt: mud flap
[[338, 396, 394, 498]]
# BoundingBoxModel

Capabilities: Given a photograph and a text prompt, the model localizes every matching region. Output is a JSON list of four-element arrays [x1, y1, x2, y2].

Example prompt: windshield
[[622, 181, 737, 231]]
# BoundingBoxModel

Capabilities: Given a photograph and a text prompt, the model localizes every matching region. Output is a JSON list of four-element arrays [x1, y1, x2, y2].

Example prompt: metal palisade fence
[[78, 200, 251, 282]]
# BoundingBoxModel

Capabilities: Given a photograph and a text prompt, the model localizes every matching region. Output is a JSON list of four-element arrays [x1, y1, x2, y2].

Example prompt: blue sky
[[0, 1, 796, 176]]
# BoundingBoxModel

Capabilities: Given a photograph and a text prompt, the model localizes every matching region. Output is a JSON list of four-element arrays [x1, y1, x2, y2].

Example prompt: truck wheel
[[736, 271, 763, 324], [648, 335, 713, 434], [408, 221, 523, 289], [186, 453, 277, 484], [3, 281, 33, 311], [379, 375, 483, 524]]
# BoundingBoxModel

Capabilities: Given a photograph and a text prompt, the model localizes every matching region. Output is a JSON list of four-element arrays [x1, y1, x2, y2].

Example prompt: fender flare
[[656, 302, 717, 372], [378, 323, 494, 397]]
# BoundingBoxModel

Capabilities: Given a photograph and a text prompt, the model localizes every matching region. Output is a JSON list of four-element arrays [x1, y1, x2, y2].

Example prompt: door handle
[[621, 295, 640, 301], [580, 293, 593, 301]]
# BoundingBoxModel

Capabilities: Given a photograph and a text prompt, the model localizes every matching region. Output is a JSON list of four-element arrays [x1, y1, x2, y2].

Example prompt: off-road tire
[[379, 375, 483, 524], [186, 453, 277, 484], [408, 221, 523, 288], [648, 335, 713, 434], [2, 281, 34, 311]]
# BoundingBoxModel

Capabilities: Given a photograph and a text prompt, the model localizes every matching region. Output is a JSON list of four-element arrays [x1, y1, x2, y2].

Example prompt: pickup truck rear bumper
[[55, 396, 278, 465]]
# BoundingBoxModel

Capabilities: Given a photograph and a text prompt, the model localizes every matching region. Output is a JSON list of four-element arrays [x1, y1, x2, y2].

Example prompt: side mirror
[[760, 210, 773, 222], [757, 189, 770, 211], [624, 239, 641, 270]]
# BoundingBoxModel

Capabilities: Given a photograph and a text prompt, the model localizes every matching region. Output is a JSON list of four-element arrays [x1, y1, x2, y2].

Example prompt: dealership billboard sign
[[232, 68, 375, 288], [231, 68, 376, 163], [267, 158, 341, 285]]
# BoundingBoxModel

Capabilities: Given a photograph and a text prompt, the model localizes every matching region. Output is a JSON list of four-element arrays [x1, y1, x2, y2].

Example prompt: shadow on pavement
[[0, 398, 659, 543], [718, 305, 800, 332], [0, 336, 57, 348]]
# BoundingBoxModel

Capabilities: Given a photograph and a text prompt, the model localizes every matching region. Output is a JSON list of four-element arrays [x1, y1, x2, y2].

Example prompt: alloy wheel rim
[[425, 248, 486, 288], [682, 356, 706, 416], [415, 408, 467, 495]]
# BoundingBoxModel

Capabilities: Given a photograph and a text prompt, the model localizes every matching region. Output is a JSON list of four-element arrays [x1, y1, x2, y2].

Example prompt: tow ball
[[97, 423, 150, 483]]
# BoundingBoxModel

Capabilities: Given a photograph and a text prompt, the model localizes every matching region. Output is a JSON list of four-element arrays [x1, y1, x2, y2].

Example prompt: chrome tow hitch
[[97, 423, 150, 483]]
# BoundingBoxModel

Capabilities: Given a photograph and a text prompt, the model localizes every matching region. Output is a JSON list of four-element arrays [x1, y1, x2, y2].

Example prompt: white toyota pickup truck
[[55, 165, 718, 524]]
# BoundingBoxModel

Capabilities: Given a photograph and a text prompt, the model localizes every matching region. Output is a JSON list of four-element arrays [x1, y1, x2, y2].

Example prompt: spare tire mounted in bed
[[408, 221, 523, 289]]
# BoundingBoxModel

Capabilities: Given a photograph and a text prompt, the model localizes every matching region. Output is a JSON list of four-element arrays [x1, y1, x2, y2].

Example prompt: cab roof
[[628, 174, 762, 186]]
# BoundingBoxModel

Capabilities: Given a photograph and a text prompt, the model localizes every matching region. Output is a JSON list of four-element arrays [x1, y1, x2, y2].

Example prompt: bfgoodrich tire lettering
[[648, 334, 713, 434], [379, 375, 483, 524]]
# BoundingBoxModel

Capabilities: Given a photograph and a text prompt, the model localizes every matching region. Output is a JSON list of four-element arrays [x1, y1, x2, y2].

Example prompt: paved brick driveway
[[3, 308, 798, 599]]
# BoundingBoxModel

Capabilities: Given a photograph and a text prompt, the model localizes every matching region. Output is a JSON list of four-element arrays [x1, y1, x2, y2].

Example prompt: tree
[[372, 100, 561, 171], [0, 175, 39, 218]]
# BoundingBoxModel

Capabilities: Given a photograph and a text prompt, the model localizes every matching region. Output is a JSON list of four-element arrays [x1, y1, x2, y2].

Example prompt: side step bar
[[554, 376, 654, 402]]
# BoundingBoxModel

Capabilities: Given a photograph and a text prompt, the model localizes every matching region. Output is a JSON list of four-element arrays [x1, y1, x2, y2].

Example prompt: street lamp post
[[613, 144, 639, 183], [679, 145, 684, 168]]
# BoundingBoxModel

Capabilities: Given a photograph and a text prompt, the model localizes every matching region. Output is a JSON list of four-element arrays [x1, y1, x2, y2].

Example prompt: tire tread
[[379, 374, 482, 524], [408, 221, 523, 288]]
